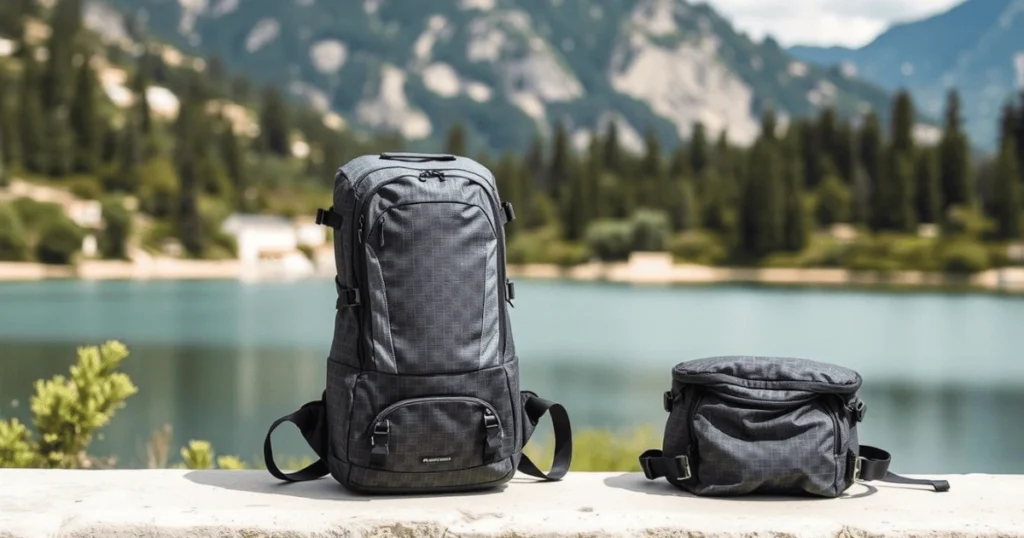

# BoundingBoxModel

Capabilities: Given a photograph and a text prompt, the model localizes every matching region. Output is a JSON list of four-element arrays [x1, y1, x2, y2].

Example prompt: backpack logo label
[[422, 456, 452, 464]]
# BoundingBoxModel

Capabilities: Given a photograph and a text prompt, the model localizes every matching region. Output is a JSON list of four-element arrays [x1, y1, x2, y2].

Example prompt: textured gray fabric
[[321, 153, 524, 494], [660, 356, 863, 497]]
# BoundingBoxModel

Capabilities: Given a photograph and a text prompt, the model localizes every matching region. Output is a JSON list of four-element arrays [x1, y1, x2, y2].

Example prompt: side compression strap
[[858, 444, 950, 492], [517, 392, 572, 481], [264, 394, 329, 482]]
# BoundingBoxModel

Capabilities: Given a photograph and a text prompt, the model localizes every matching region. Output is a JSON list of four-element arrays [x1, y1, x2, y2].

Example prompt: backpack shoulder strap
[[264, 392, 329, 482], [857, 445, 950, 492], [517, 391, 573, 481]]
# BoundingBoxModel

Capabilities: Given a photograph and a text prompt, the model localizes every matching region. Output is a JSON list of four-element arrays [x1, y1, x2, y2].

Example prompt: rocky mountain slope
[[89, 0, 901, 153], [790, 0, 1024, 151]]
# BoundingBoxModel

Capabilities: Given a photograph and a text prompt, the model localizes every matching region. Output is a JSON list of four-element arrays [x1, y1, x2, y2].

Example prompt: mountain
[[790, 0, 1024, 151], [84, 0, 901, 153]]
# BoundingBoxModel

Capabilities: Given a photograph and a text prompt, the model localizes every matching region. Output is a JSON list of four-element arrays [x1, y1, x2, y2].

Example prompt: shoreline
[[3, 253, 1024, 295]]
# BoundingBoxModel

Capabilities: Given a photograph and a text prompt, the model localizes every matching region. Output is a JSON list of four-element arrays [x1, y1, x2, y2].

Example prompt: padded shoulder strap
[[857, 445, 950, 492], [264, 392, 329, 482], [517, 391, 572, 481]]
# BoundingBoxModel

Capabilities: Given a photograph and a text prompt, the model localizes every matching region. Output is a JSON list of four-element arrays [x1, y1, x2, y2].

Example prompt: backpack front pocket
[[361, 396, 505, 473]]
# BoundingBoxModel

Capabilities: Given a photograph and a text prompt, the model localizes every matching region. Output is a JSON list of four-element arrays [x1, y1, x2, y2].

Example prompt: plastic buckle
[[853, 456, 863, 481], [483, 411, 499, 430], [674, 456, 692, 480], [854, 399, 867, 422], [315, 208, 328, 225], [337, 288, 361, 309], [663, 391, 674, 412], [371, 420, 390, 446], [506, 280, 516, 301], [502, 201, 515, 223]]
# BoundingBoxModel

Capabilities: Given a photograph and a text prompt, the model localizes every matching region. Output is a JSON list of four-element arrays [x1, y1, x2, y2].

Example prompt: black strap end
[[315, 207, 343, 229], [502, 202, 515, 223]]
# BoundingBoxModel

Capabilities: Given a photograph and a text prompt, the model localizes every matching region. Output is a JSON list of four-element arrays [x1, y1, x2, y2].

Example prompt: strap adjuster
[[853, 455, 863, 481], [483, 411, 500, 429], [315, 207, 343, 229], [371, 420, 390, 445], [502, 201, 515, 223], [336, 288, 361, 309], [663, 391, 674, 412]]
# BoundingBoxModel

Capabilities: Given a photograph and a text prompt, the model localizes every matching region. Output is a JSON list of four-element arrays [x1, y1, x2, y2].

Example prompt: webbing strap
[[264, 394, 329, 482], [517, 393, 572, 481], [857, 445, 950, 492], [315, 207, 343, 229]]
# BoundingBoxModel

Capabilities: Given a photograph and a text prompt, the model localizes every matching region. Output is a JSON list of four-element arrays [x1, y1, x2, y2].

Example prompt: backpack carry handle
[[380, 152, 457, 163]]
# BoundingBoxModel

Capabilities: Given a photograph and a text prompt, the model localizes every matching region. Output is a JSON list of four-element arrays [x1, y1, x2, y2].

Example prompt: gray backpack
[[264, 152, 572, 493], [640, 356, 949, 497]]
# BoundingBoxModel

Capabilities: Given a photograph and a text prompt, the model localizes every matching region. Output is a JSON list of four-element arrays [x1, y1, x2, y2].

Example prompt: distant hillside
[[87, 0, 905, 153], [790, 0, 1024, 151]]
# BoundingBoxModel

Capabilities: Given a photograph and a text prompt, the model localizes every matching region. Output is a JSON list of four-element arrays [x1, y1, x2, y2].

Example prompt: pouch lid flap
[[672, 356, 862, 394]]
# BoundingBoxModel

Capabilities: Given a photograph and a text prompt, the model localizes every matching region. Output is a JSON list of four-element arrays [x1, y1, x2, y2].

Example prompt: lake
[[1, 278, 1023, 474]]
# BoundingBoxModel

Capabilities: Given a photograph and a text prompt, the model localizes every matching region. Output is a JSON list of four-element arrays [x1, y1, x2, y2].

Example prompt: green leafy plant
[[0, 341, 138, 468]]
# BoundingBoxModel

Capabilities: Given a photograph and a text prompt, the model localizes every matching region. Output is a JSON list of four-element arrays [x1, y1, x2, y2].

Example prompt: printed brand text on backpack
[[263, 152, 572, 493]]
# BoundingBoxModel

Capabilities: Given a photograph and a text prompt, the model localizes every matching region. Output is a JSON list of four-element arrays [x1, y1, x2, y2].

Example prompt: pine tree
[[603, 121, 622, 174], [175, 74, 209, 257], [990, 137, 1022, 240], [18, 52, 47, 173], [834, 120, 856, 184], [915, 147, 942, 225], [816, 173, 851, 226], [444, 122, 467, 156], [783, 126, 809, 251], [671, 178, 700, 231], [1015, 92, 1024, 180], [888, 149, 917, 232], [689, 122, 709, 177], [938, 89, 972, 212], [668, 145, 689, 179], [891, 90, 915, 155], [738, 110, 785, 258], [44, 109, 74, 177], [41, 0, 82, 110], [220, 118, 246, 210], [258, 85, 291, 157], [799, 120, 824, 189], [132, 54, 153, 139], [0, 72, 17, 173], [548, 120, 570, 197], [69, 55, 100, 172], [859, 111, 883, 229]]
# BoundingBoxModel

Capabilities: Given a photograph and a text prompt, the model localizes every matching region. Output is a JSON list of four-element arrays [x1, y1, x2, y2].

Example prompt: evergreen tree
[[782, 128, 809, 251], [206, 54, 228, 96], [915, 147, 942, 224], [44, 109, 74, 177], [833, 120, 856, 184], [41, 0, 82, 110], [548, 120, 570, 197], [887, 149, 917, 232], [738, 110, 785, 258], [444, 122, 467, 156], [689, 122, 709, 177], [1016, 92, 1024, 179], [69, 55, 100, 172], [603, 121, 622, 174], [0, 72, 17, 172], [891, 90, 915, 155], [816, 173, 851, 226], [258, 85, 291, 157], [132, 53, 153, 138], [859, 111, 883, 229], [671, 178, 700, 231], [799, 120, 824, 189], [640, 127, 664, 207], [668, 145, 689, 179], [175, 74, 209, 257], [938, 89, 972, 212], [817, 107, 837, 158], [18, 52, 47, 173], [220, 119, 246, 210], [990, 137, 1022, 240]]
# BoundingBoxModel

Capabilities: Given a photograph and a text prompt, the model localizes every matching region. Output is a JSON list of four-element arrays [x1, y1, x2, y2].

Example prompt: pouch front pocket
[[686, 386, 848, 497], [362, 396, 505, 473]]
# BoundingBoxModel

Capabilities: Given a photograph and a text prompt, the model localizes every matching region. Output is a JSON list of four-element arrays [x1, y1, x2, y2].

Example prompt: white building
[[221, 213, 326, 280]]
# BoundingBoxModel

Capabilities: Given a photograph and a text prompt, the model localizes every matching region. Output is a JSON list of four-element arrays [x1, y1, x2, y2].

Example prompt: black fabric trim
[[264, 392, 329, 482], [639, 450, 691, 481], [517, 392, 572, 481], [315, 207, 343, 229]]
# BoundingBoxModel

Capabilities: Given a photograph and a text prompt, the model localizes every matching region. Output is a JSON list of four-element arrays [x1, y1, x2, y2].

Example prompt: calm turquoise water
[[1, 279, 1022, 473]]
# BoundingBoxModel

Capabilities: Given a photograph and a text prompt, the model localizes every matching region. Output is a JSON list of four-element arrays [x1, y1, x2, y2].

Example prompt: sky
[[705, 0, 965, 48]]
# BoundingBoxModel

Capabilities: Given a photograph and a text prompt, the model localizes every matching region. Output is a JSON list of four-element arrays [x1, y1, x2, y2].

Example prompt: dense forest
[[1, 0, 1023, 274]]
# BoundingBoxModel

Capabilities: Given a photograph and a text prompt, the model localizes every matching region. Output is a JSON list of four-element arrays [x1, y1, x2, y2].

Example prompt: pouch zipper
[[826, 397, 842, 456], [369, 396, 502, 434], [686, 389, 705, 453]]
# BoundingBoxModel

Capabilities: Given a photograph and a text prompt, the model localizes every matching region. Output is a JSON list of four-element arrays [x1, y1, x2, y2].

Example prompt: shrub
[[64, 176, 103, 200], [0, 341, 137, 469], [11, 197, 64, 234], [815, 174, 851, 226], [669, 230, 727, 265], [630, 209, 671, 252], [35, 217, 85, 265], [523, 426, 660, 472], [136, 158, 180, 218], [507, 226, 591, 266], [937, 240, 990, 274], [585, 219, 634, 261], [0, 203, 29, 261], [100, 196, 132, 260]]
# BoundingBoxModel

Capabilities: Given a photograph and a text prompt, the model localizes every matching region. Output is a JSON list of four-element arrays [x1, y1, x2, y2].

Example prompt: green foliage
[[181, 440, 214, 470], [670, 230, 728, 265], [0, 203, 30, 261], [815, 174, 851, 226], [507, 226, 590, 266], [100, 196, 132, 259], [937, 240, 991, 274], [0, 341, 137, 468], [585, 219, 634, 262], [989, 138, 1022, 240], [523, 427, 660, 472], [64, 175, 103, 200], [35, 216, 85, 265], [939, 90, 973, 212], [136, 157, 181, 218]]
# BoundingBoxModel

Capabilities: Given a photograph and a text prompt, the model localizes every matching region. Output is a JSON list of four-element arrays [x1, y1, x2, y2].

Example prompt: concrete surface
[[0, 471, 1020, 538]]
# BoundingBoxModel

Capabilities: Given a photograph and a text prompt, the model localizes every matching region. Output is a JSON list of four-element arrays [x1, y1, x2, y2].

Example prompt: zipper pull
[[357, 214, 365, 244], [436, 170, 446, 182], [379, 216, 385, 248]]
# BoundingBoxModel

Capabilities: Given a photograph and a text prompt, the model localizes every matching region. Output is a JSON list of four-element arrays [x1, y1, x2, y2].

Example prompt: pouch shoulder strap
[[858, 444, 949, 492], [517, 391, 572, 481], [264, 392, 329, 482]]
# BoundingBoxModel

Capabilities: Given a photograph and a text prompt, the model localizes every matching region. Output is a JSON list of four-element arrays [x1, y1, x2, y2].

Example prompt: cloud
[[703, 0, 965, 48]]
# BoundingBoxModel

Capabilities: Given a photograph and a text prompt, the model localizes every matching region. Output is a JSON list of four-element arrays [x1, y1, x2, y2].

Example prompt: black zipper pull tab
[[436, 170, 446, 182], [357, 214, 365, 244], [505, 279, 515, 308], [379, 217, 386, 248]]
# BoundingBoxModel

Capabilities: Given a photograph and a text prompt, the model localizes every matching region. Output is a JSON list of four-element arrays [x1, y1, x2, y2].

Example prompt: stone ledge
[[0, 470, 1020, 538]]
